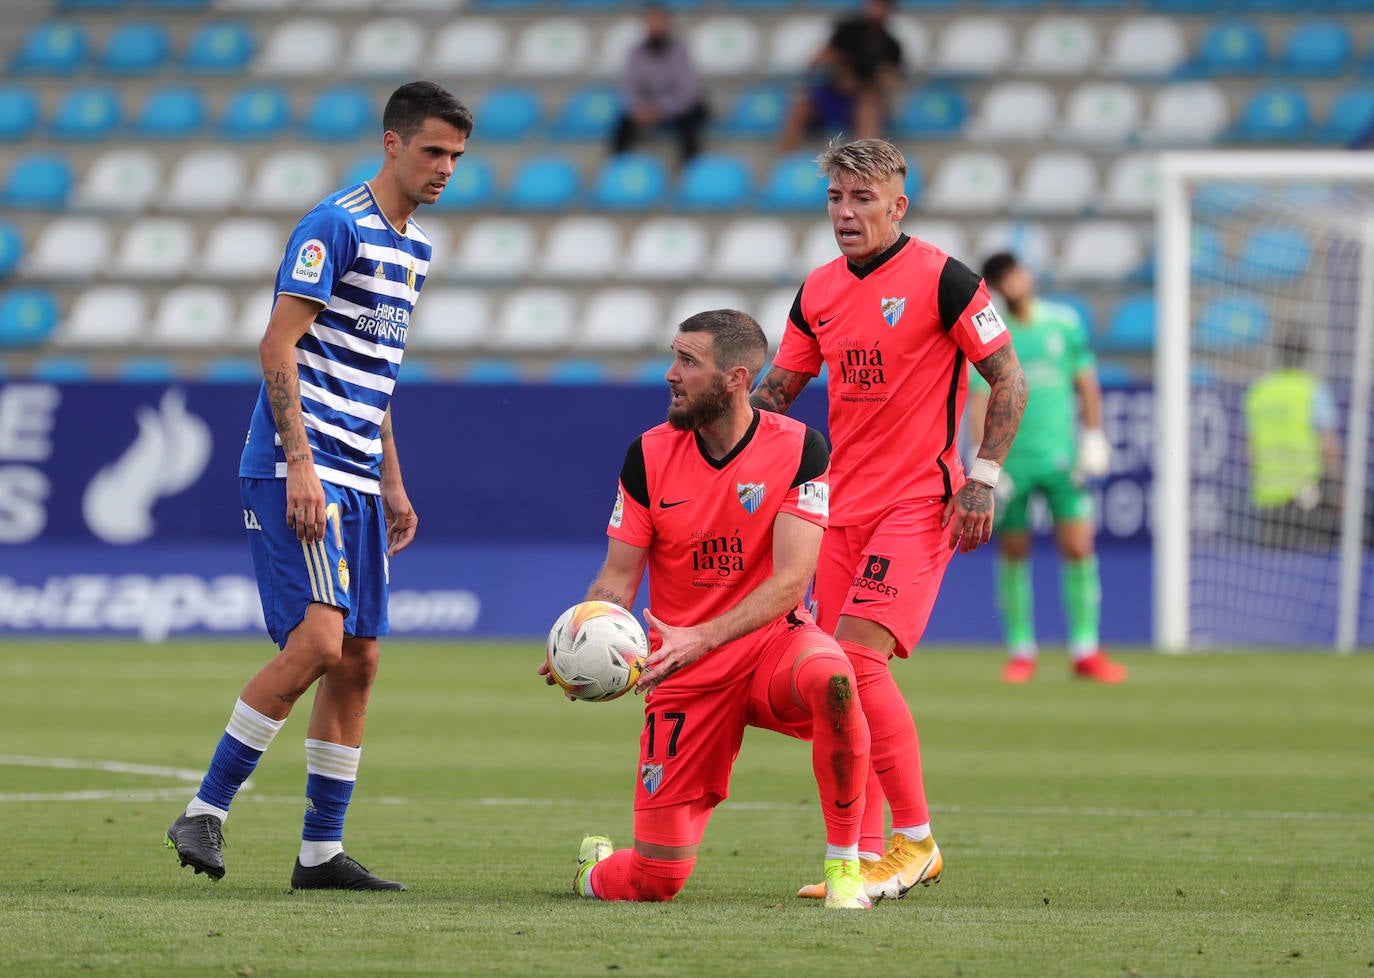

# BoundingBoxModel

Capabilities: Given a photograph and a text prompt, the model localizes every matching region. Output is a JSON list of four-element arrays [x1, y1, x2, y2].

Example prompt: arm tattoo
[[379, 410, 393, 443], [750, 367, 810, 416], [586, 584, 629, 609], [972, 346, 1028, 465], [265, 362, 309, 459]]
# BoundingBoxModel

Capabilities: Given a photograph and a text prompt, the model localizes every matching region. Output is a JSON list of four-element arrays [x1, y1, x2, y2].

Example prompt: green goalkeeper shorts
[[995, 466, 1094, 533]]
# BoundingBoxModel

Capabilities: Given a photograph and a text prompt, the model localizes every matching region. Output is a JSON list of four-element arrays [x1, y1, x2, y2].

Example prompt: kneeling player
[[538, 310, 873, 909]]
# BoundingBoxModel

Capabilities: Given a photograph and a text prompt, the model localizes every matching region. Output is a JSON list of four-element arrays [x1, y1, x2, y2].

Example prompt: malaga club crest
[[737, 482, 766, 514], [881, 296, 906, 328], [641, 763, 664, 795]]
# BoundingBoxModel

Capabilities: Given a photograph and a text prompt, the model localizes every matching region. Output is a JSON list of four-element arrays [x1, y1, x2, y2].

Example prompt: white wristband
[[967, 457, 1001, 488]]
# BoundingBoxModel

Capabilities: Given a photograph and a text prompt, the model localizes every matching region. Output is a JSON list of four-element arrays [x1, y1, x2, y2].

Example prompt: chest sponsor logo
[[691, 528, 745, 582], [972, 303, 1008, 343], [838, 340, 887, 393], [291, 238, 326, 284], [881, 296, 906, 328], [737, 482, 765, 514]]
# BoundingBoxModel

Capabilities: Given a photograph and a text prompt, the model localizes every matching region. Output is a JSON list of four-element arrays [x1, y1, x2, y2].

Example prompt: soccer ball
[[545, 601, 648, 702]]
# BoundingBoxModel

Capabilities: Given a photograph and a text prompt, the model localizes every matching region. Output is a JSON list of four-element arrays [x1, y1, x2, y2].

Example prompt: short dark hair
[[981, 251, 1018, 287], [382, 81, 473, 142], [1276, 332, 1309, 369], [678, 309, 768, 383]]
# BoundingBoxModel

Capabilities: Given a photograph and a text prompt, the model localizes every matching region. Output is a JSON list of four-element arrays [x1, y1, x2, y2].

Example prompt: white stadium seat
[[666, 287, 750, 333], [151, 286, 235, 348], [579, 288, 663, 352], [167, 150, 246, 214], [798, 222, 840, 275], [690, 17, 762, 77], [512, 18, 593, 77], [76, 149, 161, 213], [1103, 17, 1185, 76], [752, 287, 799, 350], [1145, 82, 1230, 145], [888, 16, 930, 70], [25, 216, 113, 280], [540, 216, 622, 282], [491, 287, 576, 351], [1016, 152, 1098, 214], [452, 218, 537, 282], [1059, 220, 1145, 282], [250, 151, 332, 212], [591, 17, 643, 80], [934, 17, 1014, 77], [231, 287, 278, 348], [626, 218, 708, 280], [768, 17, 831, 75], [430, 20, 508, 77], [1060, 82, 1142, 146], [61, 286, 149, 347], [909, 221, 971, 263], [923, 152, 1013, 213], [973, 222, 1055, 276], [409, 287, 493, 350], [255, 19, 343, 76], [709, 218, 795, 283], [116, 218, 196, 280], [203, 219, 284, 280], [1101, 153, 1161, 215], [967, 82, 1057, 142], [347, 19, 427, 76], [1021, 16, 1098, 76]]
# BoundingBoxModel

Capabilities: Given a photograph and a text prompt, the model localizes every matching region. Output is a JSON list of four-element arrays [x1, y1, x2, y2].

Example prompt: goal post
[[1155, 151, 1374, 653]]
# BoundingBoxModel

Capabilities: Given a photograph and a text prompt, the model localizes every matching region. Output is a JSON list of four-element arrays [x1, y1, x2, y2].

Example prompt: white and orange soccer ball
[[545, 601, 648, 703]]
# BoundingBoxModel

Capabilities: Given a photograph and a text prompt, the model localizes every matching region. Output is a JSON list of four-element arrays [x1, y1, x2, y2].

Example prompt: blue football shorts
[[241, 477, 390, 648]]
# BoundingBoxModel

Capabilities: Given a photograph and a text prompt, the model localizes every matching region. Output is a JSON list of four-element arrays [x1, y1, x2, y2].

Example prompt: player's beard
[[667, 375, 731, 431]]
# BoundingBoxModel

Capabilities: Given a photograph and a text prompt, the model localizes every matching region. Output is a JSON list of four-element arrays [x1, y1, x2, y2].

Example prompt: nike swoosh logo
[[659, 498, 690, 509], [875, 765, 894, 775], [851, 596, 878, 604], [835, 794, 862, 809], [817, 316, 834, 327]]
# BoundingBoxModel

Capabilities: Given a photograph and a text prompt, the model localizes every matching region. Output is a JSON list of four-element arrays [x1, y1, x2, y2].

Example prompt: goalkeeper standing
[[971, 252, 1126, 684]]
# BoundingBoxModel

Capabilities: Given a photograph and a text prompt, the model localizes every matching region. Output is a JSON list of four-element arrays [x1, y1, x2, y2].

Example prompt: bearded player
[[751, 137, 1028, 901]]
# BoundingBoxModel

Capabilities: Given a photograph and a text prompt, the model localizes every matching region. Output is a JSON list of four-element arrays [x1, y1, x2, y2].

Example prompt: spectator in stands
[[610, 4, 709, 166], [779, 0, 903, 152], [1243, 333, 1343, 549]]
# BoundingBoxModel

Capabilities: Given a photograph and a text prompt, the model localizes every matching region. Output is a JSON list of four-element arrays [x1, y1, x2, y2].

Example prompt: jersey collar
[[846, 233, 909, 280], [695, 409, 760, 469]]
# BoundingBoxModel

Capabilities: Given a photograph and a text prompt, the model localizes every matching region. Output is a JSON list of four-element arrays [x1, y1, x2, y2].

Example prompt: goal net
[[1156, 153, 1374, 652]]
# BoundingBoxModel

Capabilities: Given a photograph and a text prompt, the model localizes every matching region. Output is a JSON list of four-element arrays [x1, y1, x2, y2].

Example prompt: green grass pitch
[[1, 640, 1371, 978]]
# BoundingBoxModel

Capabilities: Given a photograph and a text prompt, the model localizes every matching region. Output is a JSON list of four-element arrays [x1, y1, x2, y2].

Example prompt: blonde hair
[[816, 136, 908, 186]]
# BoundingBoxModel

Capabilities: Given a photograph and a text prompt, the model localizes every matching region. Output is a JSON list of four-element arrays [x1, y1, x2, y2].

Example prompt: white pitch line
[[0, 755, 251, 804]]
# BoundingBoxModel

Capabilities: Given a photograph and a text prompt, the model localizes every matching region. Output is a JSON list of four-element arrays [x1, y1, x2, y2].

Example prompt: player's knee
[[795, 652, 860, 719], [633, 857, 694, 902], [339, 640, 380, 686]]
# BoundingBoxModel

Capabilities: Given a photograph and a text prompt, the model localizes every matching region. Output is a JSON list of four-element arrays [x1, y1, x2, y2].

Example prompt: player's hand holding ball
[[1075, 428, 1111, 483]]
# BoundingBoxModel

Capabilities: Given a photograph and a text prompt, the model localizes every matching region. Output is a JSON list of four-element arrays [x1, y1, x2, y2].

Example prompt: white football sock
[[826, 844, 860, 862], [893, 823, 932, 843], [298, 840, 344, 868]]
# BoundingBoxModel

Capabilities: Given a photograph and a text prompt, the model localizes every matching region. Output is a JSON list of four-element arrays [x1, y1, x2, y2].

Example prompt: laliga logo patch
[[881, 296, 906, 328], [609, 487, 625, 528], [291, 238, 326, 284], [641, 763, 664, 795], [737, 482, 765, 514]]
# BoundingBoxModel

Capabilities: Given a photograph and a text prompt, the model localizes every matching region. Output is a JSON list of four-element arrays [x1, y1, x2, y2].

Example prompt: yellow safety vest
[[1243, 369, 1322, 508]]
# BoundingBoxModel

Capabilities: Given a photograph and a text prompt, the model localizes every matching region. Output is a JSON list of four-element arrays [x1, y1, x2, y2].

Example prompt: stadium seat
[[578, 288, 663, 351], [1015, 152, 1097, 214], [752, 286, 797, 349], [933, 18, 1014, 78], [1020, 16, 1099, 76], [97, 21, 170, 74], [923, 152, 1012, 214], [202, 219, 283, 280], [304, 87, 374, 142], [676, 153, 751, 210], [540, 216, 621, 281], [766, 16, 831, 75], [591, 153, 668, 211], [512, 18, 593, 77], [117, 357, 178, 381], [3, 154, 73, 208], [1188, 20, 1268, 76], [1100, 153, 1160, 214], [220, 86, 291, 140], [626, 217, 709, 280], [182, 20, 254, 73], [1232, 86, 1311, 142], [891, 86, 967, 139], [709, 218, 795, 283], [475, 86, 542, 141], [0, 288, 57, 347], [539, 360, 607, 384], [1060, 82, 1142, 145], [431, 156, 494, 211], [492, 288, 576, 351], [461, 359, 525, 384], [797, 220, 839, 273], [1059, 221, 1146, 282], [151, 286, 235, 348], [972, 221, 1054, 275], [718, 84, 789, 138], [1102, 17, 1186, 77], [116, 218, 196, 280], [25, 216, 112, 280], [909, 220, 971, 263], [28, 357, 92, 380], [10, 22, 88, 74], [1197, 295, 1269, 349], [966, 82, 1057, 142], [1191, 225, 1226, 283], [887, 15, 930, 69], [0, 222, 21, 279], [59, 285, 147, 347], [167, 149, 246, 212], [1279, 21, 1351, 77], [256, 20, 342, 76], [666, 287, 749, 334], [1237, 226, 1312, 283], [1099, 294, 1155, 353], [550, 85, 620, 141], [1041, 291, 1096, 334], [250, 151, 332, 212], [231, 286, 276, 348], [132, 86, 206, 139], [75, 149, 161, 212], [201, 358, 262, 383], [429, 19, 509, 77], [451, 217, 538, 281], [0, 85, 40, 140], [338, 155, 380, 190], [1318, 86, 1374, 145], [589, 16, 641, 81], [408, 288, 493, 351], [505, 155, 579, 211], [759, 153, 828, 212], [690, 17, 763, 76], [348, 19, 426, 76], [1145, 82, 1230, 144], [51, 86, 122, 140]]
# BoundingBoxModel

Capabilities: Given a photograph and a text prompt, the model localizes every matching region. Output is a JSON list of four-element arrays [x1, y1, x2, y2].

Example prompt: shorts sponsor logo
[[881, 296, 906, 328], [863, 556, 890, 582], [736, 482, 765, 514], [641, 762, 664, 795], [243, 509, 261, 531], [972, 303, 1007, 343], [853, 554, 899, 597], [291, 239, 326, 284], [797, 480, 829, 518]]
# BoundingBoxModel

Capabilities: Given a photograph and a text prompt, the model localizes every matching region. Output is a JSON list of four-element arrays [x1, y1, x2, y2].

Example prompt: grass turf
[[1, 641, 1371, 978]]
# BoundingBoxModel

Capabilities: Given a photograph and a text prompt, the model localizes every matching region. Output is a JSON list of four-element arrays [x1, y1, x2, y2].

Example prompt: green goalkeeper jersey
[[969, 298, 1096, 474]]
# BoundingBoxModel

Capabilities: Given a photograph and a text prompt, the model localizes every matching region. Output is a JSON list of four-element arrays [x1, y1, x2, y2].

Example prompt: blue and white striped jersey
[[239, 183, 432, 494]]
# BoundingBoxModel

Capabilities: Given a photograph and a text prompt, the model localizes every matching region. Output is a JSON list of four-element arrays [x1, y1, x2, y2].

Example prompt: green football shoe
[[574, 835, 613, 897]]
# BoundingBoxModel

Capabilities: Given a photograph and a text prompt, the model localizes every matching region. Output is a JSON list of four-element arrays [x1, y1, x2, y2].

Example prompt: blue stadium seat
[[1238, 226, 1312, 283], [1279, 21, 1351, 76], [718, 84, 788, 138], [1188, 21, 1267, 76], [220, 85, 291, 140], [462, 359, 525, 383], [0, 288, 58, 347], [2, 154, 72, 208], [1100, 294, 1155, 353], [10, 22, 88, 74], [892, 86, 967, 139], [506, 155, 580, 211], [591, 153, 667, 211], [550, 85, 619, 141], [340, 155, 380, 189], [1320, 86, 1374, 146], [133, 86, 206, 139], [0, 221, 21, 278], [1191, 225, 1227, 283], [544, 359, 611, 383], [30, 357, 92, 381], [118, 358, 178, 382], [1144, 0, 1216, 11], [98, 21, 171, 74], [1232, 86, 1311, 141], [633, 357, 674, 384], [182, 21, 254, 72], [51, 86, 122, 140], [1093, 360, 1138, 388], [677, 153, 751, 211], [202, 358, 262, 383], [1041, 292, 1095, 334], [304, 87, 374, 142], [1192, 181, 1263, 217], [431, 156, 494, 211], [1198, 295, 1270, 349], [474, 86, 542, 142], [760, 153, 828, 212], [0, 85, 40, 140], [57, 0, 125, 9]]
